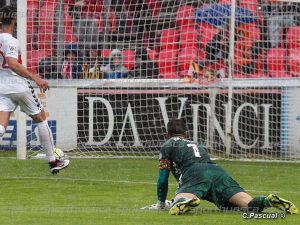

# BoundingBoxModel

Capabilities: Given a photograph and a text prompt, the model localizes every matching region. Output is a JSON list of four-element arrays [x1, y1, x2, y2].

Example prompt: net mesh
[[5, 0, 300, 159]]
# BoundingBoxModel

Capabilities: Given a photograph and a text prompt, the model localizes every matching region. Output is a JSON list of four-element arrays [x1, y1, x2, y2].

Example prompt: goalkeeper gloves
[[141, 200, 173, 210]]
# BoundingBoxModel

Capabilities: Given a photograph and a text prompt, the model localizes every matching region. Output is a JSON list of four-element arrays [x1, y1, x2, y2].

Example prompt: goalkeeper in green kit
[[155, 118, 299, 215]]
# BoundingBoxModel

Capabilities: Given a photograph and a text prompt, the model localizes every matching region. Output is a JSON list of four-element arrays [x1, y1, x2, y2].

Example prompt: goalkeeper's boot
[[49, 159, 70, 175], [267, 194, 299, 214], [169, 198, 201, 215]]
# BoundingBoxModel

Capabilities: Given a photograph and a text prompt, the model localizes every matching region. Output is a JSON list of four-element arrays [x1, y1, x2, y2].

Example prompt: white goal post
[[6, 0, 300, 160]]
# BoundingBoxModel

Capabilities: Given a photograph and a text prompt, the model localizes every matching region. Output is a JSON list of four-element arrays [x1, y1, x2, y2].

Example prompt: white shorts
[[0, 85, 43, 116]]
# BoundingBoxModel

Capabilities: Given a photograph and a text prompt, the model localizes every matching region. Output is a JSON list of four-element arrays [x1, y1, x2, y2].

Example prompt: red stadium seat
[[219, 0, 231, 3], [27, 0, 39, 49], [43, 0, 58, 3], [123, 50, 135, 70], [267, 48, 291, 77], [27, 0, 39, 9], [38, 2, 57, 50], [246, 23, 261, 42], [176, 5, 195, 28], [146, 48, 158, 61], [239, 0, 258, 14], [178, 47, 198, 76], [64, 29, 78, 43], [64, 0, 75, 4], [179, 28, 199, 49], [287, 26, 300, 49], [199, 22, 220, 49], [108, 10, 117, 33], [39, 2, 56, 28], [233, 74, 247, 79], [160, 72, 180, 79], [288, 48, 300, 77], [160, 29, 179, 50], [158, 49, 178, 75], [64, 4, 73, 28], [249, 73, 268, 78], [101, 49, 111, 58], [27, 50, 52, 74], [144, 0, 161, 17], [38, 28, 53, 50]]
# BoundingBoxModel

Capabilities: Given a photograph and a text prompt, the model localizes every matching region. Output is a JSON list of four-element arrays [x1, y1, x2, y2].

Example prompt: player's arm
[[157, 158, 171, 208], [6, 57, 49, 91]]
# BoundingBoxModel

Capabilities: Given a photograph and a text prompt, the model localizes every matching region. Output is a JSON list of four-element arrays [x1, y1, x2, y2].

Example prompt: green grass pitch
[[0, 153, 299, 225]]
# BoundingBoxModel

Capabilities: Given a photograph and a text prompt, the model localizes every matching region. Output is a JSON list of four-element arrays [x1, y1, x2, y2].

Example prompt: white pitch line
[[1, 176, 299, 195]]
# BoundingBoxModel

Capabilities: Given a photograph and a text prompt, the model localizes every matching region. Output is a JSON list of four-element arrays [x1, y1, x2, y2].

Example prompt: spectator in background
[[204, 26, 230, 78], [38, 57, 61, 79], [83, 46, 103, 79], [234, 23, 264, 75], [60, 44, 83, 79], [262, 0, 300, 48], [205, 29, 229, 63], [132, 48, 159, 78], [234, 23, 254, 74], [101, 49, 128, 78]]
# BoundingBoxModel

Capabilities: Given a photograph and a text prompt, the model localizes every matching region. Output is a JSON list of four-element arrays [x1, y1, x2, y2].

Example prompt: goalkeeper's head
[[167, 118, 188, 138], [0, 5, 17, 26]]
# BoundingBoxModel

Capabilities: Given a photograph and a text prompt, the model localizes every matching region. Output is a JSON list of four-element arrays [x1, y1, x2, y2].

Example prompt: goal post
[[6, 0, 300, 161], [16, 0, 27, 160]]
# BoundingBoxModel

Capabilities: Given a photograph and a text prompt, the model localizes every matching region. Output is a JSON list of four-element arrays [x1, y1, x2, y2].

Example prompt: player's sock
[[37, 120, 56, 162], [248, 196, 271, 212], [0, 124, 5, 137]]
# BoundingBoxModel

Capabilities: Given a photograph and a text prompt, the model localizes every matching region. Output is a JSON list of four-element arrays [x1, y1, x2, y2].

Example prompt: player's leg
[[0, 94, 16, 137], [218, 174, 271, 212], [229, 192, 254, 209], [169, 193, 201, 215], [0, 111, 12, 137], [14, 88, 69, 174], [229, 192, 298, 214], [30, 110, 56, 161], [30, 110, 70, 174]]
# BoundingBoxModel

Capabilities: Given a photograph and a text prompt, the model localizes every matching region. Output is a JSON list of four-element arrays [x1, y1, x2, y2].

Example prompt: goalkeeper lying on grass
[[148, 118, 299, 215]]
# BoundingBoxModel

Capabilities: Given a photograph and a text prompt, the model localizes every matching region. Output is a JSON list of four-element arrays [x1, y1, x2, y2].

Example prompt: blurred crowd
[[25, 0, 300, 79]]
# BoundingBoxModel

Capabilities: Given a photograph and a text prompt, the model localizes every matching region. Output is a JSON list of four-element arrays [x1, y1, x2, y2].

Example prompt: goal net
[[3, 0, 300, 160]]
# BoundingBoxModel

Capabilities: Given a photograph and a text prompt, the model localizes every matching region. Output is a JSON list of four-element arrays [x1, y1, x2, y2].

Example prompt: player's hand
[[34, 77, 49, 92], [140, 200, 173, 210]]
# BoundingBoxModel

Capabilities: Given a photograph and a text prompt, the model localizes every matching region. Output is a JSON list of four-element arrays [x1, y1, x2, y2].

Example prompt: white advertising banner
[[0, 88, 77, 150], [40, 88, 77, 149], [282, 87, 300, 158]]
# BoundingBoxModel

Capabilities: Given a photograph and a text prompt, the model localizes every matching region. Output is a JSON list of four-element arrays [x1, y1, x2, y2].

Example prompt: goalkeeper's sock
[[248, 196, 271, 212], [37, 120, 56, 162]]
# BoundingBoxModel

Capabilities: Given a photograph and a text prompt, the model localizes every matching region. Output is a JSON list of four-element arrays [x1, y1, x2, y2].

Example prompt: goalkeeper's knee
[[0, 124, 5, 137]]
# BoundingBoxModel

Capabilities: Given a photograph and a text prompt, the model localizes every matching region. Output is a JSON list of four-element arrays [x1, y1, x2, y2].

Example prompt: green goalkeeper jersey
[[159, 136, 213, 181], [157, 136, 245, 206]]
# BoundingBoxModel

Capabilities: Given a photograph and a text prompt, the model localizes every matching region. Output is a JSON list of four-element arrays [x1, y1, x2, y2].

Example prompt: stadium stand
[[267, 47, 291, 78], [26, 0, 300, 79], [178, 47, 198, 76], [287, 26, 300, 49], [158, 49, 178, 77], [288, 48, 300, 77]]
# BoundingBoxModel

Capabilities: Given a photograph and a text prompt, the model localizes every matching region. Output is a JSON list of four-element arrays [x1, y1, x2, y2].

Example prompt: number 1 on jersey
[[187, 144, 201, 158]]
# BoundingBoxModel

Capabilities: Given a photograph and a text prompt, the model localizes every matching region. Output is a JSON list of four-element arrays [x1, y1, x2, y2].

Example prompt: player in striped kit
[[0, 6, 69, 174]]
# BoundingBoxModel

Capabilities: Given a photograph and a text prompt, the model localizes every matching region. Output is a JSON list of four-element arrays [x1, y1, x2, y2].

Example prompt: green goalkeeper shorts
[[176, 164, 245, 209]]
